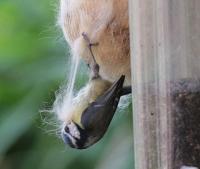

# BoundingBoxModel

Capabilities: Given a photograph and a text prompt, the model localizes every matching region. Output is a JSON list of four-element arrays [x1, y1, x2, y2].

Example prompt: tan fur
[[59, 0, 131, 85]]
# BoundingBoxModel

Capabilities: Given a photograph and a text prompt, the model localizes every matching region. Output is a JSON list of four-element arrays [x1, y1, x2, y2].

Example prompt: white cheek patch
[[68, 122, 81, 139], [66, 133, 77, 148]]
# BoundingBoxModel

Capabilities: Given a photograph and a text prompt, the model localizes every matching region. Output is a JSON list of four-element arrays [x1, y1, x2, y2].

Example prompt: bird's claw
[[91, 64, 100, 79], [82, 32, 100, 78]]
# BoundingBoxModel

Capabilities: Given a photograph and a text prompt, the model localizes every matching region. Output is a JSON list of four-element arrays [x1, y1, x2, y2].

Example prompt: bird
[[61, 75, 131, 149], [55, 32, 131, 149], [58, 0, 130, 85]]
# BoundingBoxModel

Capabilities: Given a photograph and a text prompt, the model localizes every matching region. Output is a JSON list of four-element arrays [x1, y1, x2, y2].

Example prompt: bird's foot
[[91, 63, 100, 79], [82, 32, 100, 79]]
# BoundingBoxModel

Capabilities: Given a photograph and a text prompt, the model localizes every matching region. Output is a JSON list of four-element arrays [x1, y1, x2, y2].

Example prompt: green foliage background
[[0, 0, 133, 169]]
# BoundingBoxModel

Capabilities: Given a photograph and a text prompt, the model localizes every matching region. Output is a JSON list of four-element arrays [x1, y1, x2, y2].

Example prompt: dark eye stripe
[[62, 132, 76, 148], [64, 126, 70, 133]]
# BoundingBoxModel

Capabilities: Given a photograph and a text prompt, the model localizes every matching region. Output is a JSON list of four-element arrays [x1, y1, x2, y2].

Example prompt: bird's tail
[[121, 86, 132, 96]]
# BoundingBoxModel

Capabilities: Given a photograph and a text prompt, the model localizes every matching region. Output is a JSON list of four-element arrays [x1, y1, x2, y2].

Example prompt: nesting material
[[58, 0, 130, 85]]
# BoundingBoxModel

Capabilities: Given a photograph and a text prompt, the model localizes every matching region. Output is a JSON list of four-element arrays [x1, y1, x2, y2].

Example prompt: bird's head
[[61, 121, 89, 149]]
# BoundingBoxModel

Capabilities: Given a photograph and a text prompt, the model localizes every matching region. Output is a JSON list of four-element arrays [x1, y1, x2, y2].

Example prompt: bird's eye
[[64, 126, 70, 133]]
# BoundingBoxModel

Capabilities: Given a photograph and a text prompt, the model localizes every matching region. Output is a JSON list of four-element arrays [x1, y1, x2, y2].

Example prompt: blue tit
[[61, 75, 131, 149]]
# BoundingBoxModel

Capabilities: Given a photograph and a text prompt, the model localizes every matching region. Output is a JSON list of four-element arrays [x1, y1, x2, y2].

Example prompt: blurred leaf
[[0, 87, 45, 155]]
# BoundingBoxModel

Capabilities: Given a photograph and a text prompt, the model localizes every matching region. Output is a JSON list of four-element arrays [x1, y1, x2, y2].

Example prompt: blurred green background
[[0, 0, 133, 169]]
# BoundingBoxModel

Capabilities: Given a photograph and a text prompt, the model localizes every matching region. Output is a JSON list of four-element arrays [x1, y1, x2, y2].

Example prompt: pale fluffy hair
[[58, 0, 131, 85]]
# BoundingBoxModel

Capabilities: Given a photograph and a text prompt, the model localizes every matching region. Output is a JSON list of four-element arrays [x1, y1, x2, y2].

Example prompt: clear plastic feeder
[[129, 0, 200, 168]]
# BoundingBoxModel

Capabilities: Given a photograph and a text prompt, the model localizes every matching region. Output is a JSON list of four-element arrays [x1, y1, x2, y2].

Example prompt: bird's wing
[[81, 75, 125, 132], [96, 75, 125, 104]]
